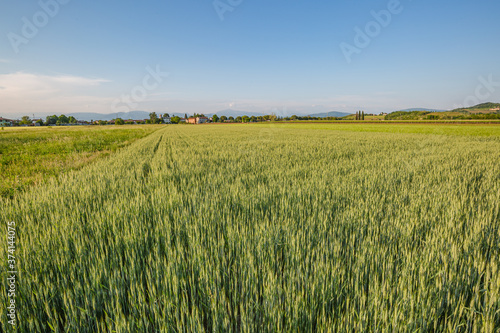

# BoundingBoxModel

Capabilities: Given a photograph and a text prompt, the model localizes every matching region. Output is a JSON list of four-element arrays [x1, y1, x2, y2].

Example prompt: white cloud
[[0, 72, 108, 93], [0, 72, 111, 117], [0, 72, 408, 118]]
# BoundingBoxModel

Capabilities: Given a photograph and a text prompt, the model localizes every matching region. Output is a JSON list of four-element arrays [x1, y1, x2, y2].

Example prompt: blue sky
[[1, 0, 499, 118]]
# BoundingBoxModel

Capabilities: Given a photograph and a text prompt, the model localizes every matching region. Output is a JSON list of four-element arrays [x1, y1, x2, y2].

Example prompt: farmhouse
[[186, 116, 209, 124], [0, 117, 13, 126]]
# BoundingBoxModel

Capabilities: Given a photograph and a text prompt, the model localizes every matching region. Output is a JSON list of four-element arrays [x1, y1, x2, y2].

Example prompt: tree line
[[9, 111, 376, 127]]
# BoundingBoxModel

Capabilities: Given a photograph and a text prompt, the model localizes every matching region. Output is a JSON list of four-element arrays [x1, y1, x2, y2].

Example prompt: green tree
[[68, 116, 77, 124], [115, 118, 125, 125], [228, 116, 234, 122], [212, 114, 219, 123], [149, 112, 159, 124], [98, 120, 107, 125], [171, 116, 181, 124], [58, 115, 69, 124], [220, 116, 227, 122], [20, 116, 31, 125], [45, 115, 58, 125]]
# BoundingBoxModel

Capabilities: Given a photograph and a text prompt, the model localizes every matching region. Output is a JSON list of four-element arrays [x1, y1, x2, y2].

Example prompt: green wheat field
[[1, 123, 500, 332]]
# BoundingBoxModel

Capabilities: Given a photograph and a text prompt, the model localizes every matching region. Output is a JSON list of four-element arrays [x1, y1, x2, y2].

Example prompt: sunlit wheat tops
[[1, 123, 499, 332]]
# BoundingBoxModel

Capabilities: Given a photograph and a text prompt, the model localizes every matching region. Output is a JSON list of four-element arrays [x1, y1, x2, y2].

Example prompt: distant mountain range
[[395, 108, 447, 112], [207, 109, 265, 118], [68, 109, 350, 121], [68, 110, 265, 121], [67, 111, 151, 121], [22, 103, 500, 121], [393, 103, 500, 114], [450, 102, 500, 112], [307, 111, 350, 118], [385, 103, 500, 120], [208, 110, 350, 118]]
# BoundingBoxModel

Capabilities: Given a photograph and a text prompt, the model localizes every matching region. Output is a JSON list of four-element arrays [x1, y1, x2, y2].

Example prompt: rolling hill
[[386, 103, 500, 120], [450, 102, 500, 113], [67, 111, 151, 121], [307, 111, 350, 118], [395, 108, 446, 112]]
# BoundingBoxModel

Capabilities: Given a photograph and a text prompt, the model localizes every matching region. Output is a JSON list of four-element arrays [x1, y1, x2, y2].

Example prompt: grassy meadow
[[1, 123, 500, 331], [0, 125, 162, 198]]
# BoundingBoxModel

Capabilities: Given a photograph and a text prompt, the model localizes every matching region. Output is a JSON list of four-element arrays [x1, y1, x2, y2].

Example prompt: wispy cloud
[[0, 72, 410, 117], [0, 72, 108, 92], [0, 72, 111, 117], [0, 59, 10, 63]]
